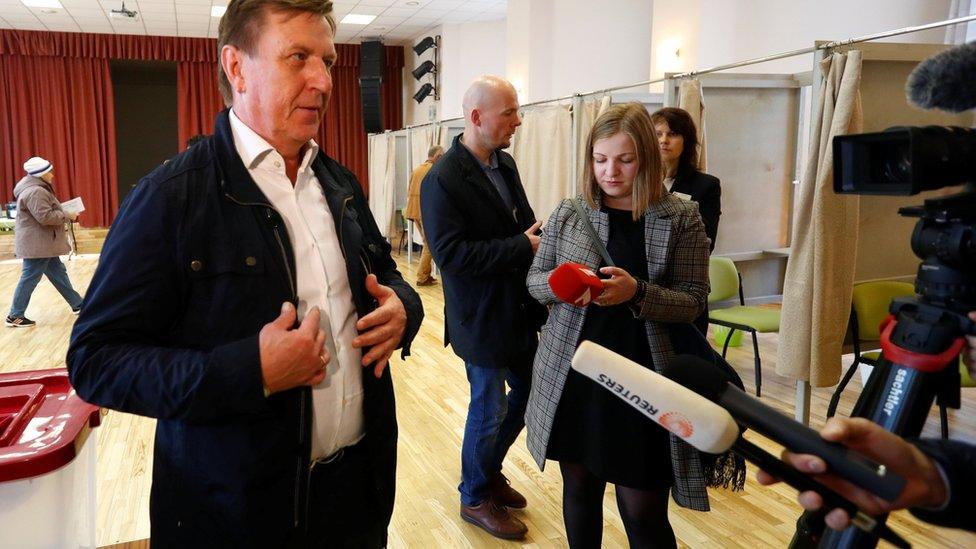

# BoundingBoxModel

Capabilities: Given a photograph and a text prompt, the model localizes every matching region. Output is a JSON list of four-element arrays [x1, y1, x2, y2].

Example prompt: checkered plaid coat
[[525, 194, 713, 511]]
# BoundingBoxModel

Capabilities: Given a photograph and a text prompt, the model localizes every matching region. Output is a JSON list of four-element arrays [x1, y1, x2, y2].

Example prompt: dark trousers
[[293, 441, 388, 548], [693, 305, 709, 337]]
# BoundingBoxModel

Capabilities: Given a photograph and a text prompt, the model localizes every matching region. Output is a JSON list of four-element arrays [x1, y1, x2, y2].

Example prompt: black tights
[[559, 461, 676, 549]]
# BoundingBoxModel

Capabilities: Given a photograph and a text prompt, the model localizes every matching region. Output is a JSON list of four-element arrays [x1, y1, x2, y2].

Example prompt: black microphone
[[663, 356, 906, 502], [572, 343, 911, 549], [906, 40, 976, 112]]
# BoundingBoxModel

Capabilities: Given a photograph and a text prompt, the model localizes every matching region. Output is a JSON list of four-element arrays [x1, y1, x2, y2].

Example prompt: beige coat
[[13, 175, 71, 259], [405, 160, 433, 221]]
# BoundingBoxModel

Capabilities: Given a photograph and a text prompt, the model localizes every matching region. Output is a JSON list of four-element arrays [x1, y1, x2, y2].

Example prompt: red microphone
[[548, 262, 603, 307]]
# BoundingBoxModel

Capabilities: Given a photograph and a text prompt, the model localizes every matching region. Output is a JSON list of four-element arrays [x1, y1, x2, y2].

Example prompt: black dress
[[546, 207, 673, 490]]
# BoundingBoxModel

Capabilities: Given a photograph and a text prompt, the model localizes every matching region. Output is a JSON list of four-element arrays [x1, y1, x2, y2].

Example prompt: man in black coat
[[67, 1, 422, 546], [421, 75, 547, 540]]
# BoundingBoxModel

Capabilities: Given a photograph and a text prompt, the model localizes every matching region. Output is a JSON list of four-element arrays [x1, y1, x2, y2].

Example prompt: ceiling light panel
[[21, 0, 63, 8], [341, 13, 376, 25]]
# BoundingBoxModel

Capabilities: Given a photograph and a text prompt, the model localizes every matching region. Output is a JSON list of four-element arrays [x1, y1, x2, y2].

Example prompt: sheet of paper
[[60, 197, 85, 216]]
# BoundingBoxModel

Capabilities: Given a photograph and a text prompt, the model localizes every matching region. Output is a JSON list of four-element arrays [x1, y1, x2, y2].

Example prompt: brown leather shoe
[[460, 499, 528, 540], [489, 472, 527, 509], [416, 277, 438, 286]]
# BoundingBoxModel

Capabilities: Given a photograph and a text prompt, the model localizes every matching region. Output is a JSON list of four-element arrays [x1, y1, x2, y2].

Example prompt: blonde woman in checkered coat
[[525, 103, 711, 548]]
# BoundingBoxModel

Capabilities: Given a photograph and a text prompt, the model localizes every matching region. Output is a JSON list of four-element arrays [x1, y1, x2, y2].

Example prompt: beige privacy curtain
[[576, 95, 612, 178], [777, 51, 863, 386], [678, 79, 707, 171], [511, 105, 574, 223], [409, 126, 435, 168], [367, 133, 397, 239]]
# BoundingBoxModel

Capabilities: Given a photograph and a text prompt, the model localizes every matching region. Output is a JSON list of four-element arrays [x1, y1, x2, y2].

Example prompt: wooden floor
[[1, 253, 974, 548]]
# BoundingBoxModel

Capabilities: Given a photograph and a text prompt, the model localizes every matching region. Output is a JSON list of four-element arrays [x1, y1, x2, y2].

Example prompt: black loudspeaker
[[359, 40, 385, 79], [360, 78, 383, 133], [360, 41, 385, 133]]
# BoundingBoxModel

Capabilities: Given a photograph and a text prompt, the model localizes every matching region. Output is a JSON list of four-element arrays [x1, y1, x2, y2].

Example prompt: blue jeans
[[459, 361, 531, 506], [9, 257, 83, 317]]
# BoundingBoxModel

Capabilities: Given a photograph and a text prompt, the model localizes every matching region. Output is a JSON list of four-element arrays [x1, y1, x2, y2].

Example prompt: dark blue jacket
[[67, 110, 423, 547], [420, 134, 546, 368], [910, 438, 976, 531]]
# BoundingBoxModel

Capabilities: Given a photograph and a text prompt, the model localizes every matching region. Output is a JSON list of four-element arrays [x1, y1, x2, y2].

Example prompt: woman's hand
[[594, 266, 638, 306]]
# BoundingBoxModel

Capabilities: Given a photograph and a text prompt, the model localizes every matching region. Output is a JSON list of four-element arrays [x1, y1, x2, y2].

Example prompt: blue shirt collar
[[480, 151, 499, 171]]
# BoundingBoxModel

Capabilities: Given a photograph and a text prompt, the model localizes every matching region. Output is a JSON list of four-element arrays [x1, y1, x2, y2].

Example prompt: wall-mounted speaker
[[360, 41, 385, 133]]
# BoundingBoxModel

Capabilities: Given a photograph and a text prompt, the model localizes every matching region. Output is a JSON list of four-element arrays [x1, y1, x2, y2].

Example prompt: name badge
[[673, 192, 692, 201]]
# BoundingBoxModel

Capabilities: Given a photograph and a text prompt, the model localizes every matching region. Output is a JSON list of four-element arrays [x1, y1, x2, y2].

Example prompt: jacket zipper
[[222, 193, 298, 301], [337, 196, 375, 278], [337, 196, 352, 260], [223, 191, 307, 527], [299, 393, 310, 529], [271, 228, 297, 300]]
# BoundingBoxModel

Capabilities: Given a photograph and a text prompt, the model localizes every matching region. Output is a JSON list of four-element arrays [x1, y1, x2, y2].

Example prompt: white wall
[[506, 0, 652, 103], [651, 0, 953, 80], [402, 19, 507, 126], [547, 0, 653, 99], [402, 0, 957, 125], [505, 0, 551, 103], [403, 42, 438, 127]]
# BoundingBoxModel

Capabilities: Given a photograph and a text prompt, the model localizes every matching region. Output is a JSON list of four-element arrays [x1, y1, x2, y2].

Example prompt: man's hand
[[594, 266, 638, 306], [67, 211, 79, 221], [755, 417, 948, 531], [353, 274, 407, 378], [524, 220, 543, 254], [259, 302, 328, 394]]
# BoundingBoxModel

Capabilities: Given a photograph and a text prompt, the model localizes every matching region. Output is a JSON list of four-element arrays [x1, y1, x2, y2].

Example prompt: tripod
[[791, 188, 976, 548]]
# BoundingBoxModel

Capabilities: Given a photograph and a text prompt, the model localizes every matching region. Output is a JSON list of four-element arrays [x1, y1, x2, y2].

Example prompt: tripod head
[[901, 185, 976, 313]]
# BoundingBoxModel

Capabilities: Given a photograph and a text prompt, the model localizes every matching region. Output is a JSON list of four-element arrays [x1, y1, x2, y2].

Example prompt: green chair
[[828, 280, 976, 439], [826, 280, 914, 419], [707, 257, 781, 397]]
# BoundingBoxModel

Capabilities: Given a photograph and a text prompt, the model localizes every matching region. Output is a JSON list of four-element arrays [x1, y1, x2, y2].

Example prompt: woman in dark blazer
[[525, 103, 711, 548], [652, 107, 721, 335]]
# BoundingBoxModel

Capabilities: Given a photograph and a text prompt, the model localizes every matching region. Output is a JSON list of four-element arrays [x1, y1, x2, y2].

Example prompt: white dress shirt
[[230, 110, 364, 460]]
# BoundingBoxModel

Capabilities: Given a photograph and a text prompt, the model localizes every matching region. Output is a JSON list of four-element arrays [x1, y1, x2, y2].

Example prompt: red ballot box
[[0, 368, 101, 548]]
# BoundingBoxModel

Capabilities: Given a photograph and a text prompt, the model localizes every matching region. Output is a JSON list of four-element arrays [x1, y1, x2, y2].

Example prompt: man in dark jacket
[[6, 156, 83, 327], [420, 75, 546, 540], [66, 1, 422, 547]]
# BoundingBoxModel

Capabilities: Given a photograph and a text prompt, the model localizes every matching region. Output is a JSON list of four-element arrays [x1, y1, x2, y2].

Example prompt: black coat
[[910, 438, 976, 531], [420, 134, 547, 367], [67, 109, 423, 547], [671, 167, 721, 252]]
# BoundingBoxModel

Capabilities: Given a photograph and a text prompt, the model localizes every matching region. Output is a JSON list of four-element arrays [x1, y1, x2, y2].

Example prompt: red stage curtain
[[0, 29, 403, 224], [0, 54, 117, 227], [177, 61, 224, 150], [0, 30, 216, 61]]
